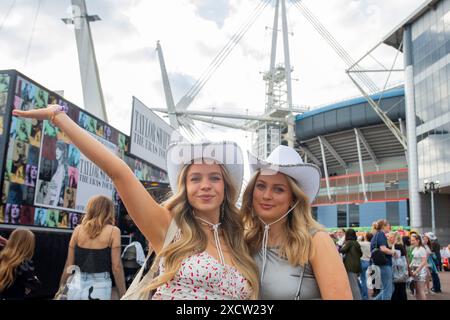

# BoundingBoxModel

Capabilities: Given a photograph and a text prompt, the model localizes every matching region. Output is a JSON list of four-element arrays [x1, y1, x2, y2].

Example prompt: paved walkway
[[407, 270, 450, 300]]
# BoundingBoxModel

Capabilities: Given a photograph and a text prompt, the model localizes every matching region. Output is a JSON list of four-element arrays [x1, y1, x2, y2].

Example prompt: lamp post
[[424, 179, 440, 235]]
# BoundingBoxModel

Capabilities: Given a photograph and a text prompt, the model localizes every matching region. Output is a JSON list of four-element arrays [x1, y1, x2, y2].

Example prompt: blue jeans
[[67, 272, 112, 300], [359, 260, 370, 300], [431, 269, 441, 292], [373, 265, 393, 300]]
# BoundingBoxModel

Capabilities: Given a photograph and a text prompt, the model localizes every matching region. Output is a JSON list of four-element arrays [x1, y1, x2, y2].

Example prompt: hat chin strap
[[257, 201, 299, 282], [193, 212, 226, 266]]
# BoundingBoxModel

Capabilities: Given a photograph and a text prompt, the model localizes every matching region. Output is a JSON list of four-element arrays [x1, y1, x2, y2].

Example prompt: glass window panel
[[337, 205, 347, 228]]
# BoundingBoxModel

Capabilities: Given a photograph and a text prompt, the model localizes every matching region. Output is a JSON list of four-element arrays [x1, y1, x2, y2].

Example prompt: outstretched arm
[[13, 106, 171, 253]]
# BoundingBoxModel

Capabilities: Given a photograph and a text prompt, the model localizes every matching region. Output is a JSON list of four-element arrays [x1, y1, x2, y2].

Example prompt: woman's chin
[[192, 203, 220, 214]]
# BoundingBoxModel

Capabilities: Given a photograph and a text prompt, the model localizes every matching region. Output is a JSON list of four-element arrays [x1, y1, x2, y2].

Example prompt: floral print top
[[152, 251, 251, 300]]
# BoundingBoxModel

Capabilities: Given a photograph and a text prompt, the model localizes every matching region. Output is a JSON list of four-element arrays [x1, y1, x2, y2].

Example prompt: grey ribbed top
[[254, 229, 322, 300]]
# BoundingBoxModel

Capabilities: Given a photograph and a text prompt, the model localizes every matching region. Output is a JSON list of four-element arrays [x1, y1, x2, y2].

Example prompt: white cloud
[[0, 0, 425, 169]]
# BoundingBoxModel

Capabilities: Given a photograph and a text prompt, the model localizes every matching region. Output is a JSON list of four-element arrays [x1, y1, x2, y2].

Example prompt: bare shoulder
[[312, 231, 333, 244], [72, 225, 82, 236], [311, 231, 338, 256], [111, 225, 121, 235], [69, 225, 81, 246]]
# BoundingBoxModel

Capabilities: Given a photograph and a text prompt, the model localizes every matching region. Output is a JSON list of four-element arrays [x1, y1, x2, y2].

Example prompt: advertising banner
[[130, 97, 173, 171]]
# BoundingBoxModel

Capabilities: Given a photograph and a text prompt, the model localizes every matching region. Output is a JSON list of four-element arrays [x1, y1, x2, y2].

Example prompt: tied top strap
[[257, 201, 299, 282], [194, 215, 226, 266]]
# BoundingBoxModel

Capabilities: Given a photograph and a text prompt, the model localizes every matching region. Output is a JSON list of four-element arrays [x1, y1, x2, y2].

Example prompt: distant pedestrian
[[359, 232, 372, 300], [0, 228, 40, 300], [410, 234, 428, 300], [340, 229, 362, 300]]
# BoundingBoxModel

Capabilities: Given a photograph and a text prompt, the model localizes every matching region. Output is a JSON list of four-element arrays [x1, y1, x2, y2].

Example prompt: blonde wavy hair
[[241, 171, 323, 267], [0, 228, 35, 291], [81, 195, 115, 239], [146, 163, 260, 299]]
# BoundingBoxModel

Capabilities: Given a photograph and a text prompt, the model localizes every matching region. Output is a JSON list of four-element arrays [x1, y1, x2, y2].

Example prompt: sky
[[0, 0, 425, 171]]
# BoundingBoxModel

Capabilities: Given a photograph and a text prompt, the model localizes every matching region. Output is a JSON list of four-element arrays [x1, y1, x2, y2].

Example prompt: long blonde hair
[[242, 171, 323, 267], [81, 195, 115, 239], [146, 163, 259, 299], [0, 228, 35, 291]]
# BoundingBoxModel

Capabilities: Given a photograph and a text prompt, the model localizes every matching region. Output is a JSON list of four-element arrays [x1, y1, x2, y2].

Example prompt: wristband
[[49, 105, 68, 125]]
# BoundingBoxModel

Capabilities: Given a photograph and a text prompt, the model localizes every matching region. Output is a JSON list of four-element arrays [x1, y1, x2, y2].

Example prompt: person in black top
[[390, 232, 408, 300], [370, 219, 397, 300], [58, 195, 126, 300], [0, 228, 40, 300]]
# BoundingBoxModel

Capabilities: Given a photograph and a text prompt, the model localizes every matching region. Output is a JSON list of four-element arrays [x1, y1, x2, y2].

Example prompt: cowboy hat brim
[[166, 141, 244, 195], [248, 151, 321, 204]]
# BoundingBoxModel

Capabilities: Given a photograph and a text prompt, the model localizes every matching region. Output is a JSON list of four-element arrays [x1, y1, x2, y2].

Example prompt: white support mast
[[156, 41, 179, 129], [280, 0, 293, 110], [62, 0, 108, 121], [151, 0, 308, 148], [267, 0, 280, 112]]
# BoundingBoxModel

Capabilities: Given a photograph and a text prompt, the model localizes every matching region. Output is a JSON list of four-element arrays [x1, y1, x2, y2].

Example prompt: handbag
[[54, 283, 69, 300], [54, 271, 77, 300], [371, 233, 387, 266], [121, 219, 178, 300], [392, 253, 408, 283]]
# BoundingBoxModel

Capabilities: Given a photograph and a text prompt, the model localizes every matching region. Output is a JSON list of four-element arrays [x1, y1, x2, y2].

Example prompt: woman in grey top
[[242, 145, 352, 300]]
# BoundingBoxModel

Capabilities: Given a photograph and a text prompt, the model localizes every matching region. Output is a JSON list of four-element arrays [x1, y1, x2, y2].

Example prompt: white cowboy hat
[[166, 141, 244, 194], [248, 145, 321, 204], [424, 232, 437, 241]]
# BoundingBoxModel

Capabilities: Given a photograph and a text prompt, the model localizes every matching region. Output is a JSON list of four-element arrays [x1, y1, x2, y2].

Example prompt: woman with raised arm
[[13, 105, 258, 300], [241, 145, 352, 300]]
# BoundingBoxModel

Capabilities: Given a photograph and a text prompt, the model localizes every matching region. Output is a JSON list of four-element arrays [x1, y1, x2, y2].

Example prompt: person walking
[[390, 232, 408, 300], [359, 232, 372, 300], [410, 234, 428, 300], [339, 229, 362, 300], [370, 220, 397, 300]]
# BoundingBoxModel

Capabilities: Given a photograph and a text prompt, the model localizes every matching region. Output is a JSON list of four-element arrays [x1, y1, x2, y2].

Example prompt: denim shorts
[[66, 272, 112, 300]]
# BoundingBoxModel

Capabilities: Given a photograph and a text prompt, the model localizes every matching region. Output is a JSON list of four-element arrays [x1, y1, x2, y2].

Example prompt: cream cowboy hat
[[424, 232, 437, 241], [166, 141, 244, 194], [248, 145, 321, 204]]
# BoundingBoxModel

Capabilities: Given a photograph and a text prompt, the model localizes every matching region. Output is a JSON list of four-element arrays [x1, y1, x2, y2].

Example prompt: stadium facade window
[[413, 0, 450, 186], [386, 201, 400, 226], [348, 204, 359, 228], [337, 205, 347, 228]]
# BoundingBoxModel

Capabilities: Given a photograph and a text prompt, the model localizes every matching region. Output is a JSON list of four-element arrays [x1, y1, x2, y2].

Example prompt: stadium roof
[[296, 87, 404, 121], [294, 87, 406, 170]]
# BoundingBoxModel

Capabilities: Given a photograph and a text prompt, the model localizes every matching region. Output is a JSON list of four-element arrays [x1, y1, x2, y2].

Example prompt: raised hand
[[12, 104, 61, 121]]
